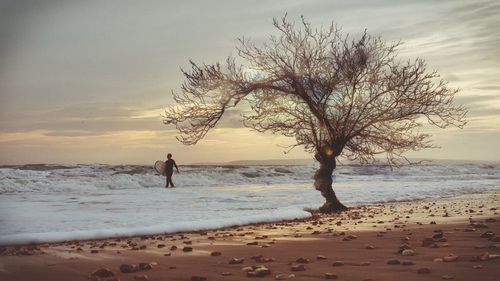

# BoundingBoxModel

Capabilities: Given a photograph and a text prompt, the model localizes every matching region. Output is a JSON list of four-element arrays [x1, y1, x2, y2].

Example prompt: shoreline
[[1, 190, 498, 248], [1, 190, 499, 280]]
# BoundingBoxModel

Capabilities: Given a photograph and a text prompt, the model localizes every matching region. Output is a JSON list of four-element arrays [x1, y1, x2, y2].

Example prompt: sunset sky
[[1, 0, 499, 164]]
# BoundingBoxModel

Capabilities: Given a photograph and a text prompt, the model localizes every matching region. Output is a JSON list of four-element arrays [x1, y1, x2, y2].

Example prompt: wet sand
[[1, 191, 499, 281]]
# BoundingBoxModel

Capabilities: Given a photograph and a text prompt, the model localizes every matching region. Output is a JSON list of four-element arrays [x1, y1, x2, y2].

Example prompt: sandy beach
[[1, 190, 499, 281]]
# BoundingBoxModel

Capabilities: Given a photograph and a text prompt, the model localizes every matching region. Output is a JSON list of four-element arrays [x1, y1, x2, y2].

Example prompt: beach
[[1, 190, 499, 281]]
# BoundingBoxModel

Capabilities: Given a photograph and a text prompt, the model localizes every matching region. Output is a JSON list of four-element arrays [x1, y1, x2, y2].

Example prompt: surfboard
[[154, 160, 166, 175]]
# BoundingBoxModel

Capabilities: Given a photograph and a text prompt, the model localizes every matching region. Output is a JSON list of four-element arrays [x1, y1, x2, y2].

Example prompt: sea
[[0, 161, 499, 245]]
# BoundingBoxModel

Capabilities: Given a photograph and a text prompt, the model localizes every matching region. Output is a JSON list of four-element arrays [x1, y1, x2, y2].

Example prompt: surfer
[[165, 153, 179, 188]]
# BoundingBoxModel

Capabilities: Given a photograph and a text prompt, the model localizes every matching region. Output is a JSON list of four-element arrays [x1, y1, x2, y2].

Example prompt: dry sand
[[1, 191, 499, 281]]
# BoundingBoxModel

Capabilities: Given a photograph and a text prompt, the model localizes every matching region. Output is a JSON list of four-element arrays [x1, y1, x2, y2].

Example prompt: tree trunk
[[314, 152, 347, 213]]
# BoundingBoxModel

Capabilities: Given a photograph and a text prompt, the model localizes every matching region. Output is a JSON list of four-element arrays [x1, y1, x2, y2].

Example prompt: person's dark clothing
[[165, 159, 178, 187]]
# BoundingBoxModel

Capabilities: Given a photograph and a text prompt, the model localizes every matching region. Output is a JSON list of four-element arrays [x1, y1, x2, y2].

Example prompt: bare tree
[[164, 16, 467, 213]]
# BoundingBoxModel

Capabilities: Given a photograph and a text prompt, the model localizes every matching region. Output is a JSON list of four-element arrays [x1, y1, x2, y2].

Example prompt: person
[[165, 153, 179, 188]]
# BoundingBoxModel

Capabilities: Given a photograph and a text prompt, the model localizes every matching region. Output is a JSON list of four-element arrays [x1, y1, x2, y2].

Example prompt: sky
[[0, 0, 499, 165]]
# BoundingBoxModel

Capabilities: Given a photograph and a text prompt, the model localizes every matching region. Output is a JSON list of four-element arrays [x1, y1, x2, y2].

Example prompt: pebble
[[290, 264, 306, 271], [247, 266, 271, 277], [332, 261, 344, 266], [120, 264, 138, 273], [242, 266, 254, 272], [402, 249, 414, 256], [221, 272, 232, 276], [275, 273, 295, 280], [210, 251, 222, 256], [191, 276, 207, 281], [491, 236, 500, 242], [92, 268, 114, 278], [365, 244, 375, 249], [134, 275, 149, 281], [387, 259, 400, 265], [443, 254, 458, 262], [317, 255, 327, 260], [229, 257, 245, 264], [442, 274, 454, 280], [480, 231, 494, 238], [488, 254, 500, 259], [324, 273, 338, 279], [417, 268, 431, 274], [139, 263, 153, 271], [434, 258, 443, 262], [296, 257, 309, 264], [473, 265, 483, 269]]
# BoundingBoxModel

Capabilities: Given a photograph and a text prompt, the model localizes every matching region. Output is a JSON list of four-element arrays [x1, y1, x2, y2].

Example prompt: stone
[[488, 254, 500, 260], [402, 249, 414, 256], [120, 264, 139, 273], [387, 259, 400, 265], [210, 251, 222, 256], [133, 275, 149, 281], [480, 231, 494, 238], [91, 249, 99, 254], [92, 268, 114, 278], [290, 264, 306, 271], [317, 255, 327, 260], [191, 276, 207, 281], [491, 236, 500, 242], [365, 244, 375, 250], [417, 268, 431, 274], [170, 246, 177, 250], [296, 257, 310, 263], [441, 274, 454, 280], [275, 273, 295, 280], [221, 272, 232, 276], [183, 246, 193, 252], [443, 254, 458, 262], [324, 273, 338, 279], [229, 257, 245, 264], [473, 265, 483, 269], [139, 263, 152, 271], [332, 261, 344, 266], [247, 266, 271, 277]]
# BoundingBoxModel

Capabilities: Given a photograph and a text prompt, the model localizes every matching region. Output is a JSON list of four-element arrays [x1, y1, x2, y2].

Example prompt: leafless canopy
[[164, 16, 467, 164]]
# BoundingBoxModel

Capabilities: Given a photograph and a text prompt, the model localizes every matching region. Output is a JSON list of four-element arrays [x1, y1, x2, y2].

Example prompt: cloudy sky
[[1, 0, 499, 164]]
